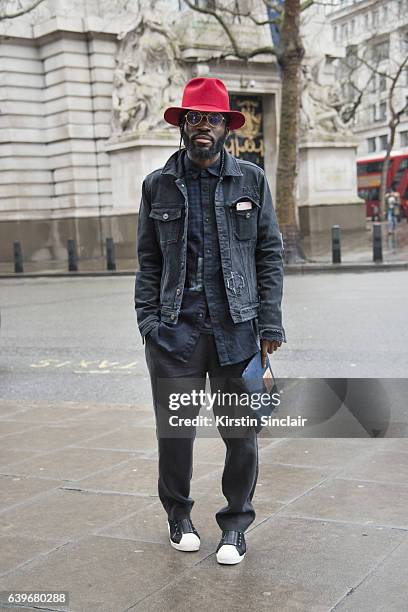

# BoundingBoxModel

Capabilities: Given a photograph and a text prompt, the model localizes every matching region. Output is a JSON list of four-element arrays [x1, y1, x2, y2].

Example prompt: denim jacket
[[135, 148, 286, 342]]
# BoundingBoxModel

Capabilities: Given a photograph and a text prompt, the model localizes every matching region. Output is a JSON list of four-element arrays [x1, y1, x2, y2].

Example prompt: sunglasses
[[184, 110, 226, 127]]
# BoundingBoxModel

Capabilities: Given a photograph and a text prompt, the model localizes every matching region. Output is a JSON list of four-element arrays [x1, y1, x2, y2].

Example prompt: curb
[[284, 261, 408, 274], [0, 270, 135, 279], [1, 261, 408, 279]]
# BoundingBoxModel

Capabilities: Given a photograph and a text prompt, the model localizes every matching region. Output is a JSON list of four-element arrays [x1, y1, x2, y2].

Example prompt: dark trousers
[[144, 333, 259, 532]]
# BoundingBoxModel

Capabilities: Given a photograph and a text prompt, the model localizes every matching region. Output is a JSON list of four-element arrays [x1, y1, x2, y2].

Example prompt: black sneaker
[[216, 530, 246, 564], [167, 518, 200, 551]]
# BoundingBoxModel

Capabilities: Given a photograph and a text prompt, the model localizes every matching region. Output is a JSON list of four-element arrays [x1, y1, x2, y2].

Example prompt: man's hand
[[261, 339, 282, 368]]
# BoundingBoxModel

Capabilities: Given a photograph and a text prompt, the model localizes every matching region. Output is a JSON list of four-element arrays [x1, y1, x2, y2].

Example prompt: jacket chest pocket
[[149, 206, 183, 244], [228, 197, 260, 241]]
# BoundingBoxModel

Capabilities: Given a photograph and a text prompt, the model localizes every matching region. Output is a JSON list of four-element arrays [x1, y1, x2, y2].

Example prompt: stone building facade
[[1, 16, 117, 263], [328, 0, 408, 156], [0, 0, 281, 264]]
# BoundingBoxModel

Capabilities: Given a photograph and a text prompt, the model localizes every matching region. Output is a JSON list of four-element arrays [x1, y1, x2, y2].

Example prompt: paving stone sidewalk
[[0, 399, 407, 612]]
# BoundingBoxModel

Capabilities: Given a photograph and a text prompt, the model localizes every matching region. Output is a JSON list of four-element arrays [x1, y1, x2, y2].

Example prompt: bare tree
[[338, 43, 408, 219], [379, 57, 408, 219], [0, 0, 45, 20], [182, 0, 306, 262], [275, 0, 305, 262]]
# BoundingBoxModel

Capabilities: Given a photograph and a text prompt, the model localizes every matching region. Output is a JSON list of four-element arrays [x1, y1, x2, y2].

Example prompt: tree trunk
[[379, 119, 398, 220], [275, 0, 305, 263]]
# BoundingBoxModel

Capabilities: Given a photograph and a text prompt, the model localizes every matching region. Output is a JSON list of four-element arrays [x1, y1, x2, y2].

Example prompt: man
[[135, 77, 286, 565], [385, 187, 400, 232]]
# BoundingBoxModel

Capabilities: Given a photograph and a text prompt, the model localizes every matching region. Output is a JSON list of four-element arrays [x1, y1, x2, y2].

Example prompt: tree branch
[[388, 53, 408, 119], [213, 4, 281, 28], [339, 39, 408, 217], [352, 52, 389, 81], [182, 0, 276, 59]]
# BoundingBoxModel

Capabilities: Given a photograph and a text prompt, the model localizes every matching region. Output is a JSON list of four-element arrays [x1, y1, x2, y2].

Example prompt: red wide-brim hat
[[164, 77, 245, 131]]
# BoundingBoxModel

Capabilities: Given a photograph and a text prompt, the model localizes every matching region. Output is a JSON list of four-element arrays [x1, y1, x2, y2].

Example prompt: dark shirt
[[147, 149, 273, 366], [183, 149, 215, 333]]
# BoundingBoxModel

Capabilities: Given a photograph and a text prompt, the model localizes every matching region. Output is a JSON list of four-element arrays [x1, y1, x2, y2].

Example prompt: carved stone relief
[[112, 1, 187, 136], [300, 57, 353, 140]]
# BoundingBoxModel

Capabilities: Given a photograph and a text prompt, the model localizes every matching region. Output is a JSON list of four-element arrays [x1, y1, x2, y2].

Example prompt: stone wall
[[0, 1, 280, 265], [0, 17, 121, 262]]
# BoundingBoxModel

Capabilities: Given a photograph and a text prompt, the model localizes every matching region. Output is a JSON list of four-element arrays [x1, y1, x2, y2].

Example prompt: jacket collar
[[161, 148, 243, 178], [184, 150, 221, 178]]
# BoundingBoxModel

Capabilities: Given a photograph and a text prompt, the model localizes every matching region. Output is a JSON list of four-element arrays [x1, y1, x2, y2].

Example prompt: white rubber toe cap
[[167, 524, 200, 552], [216, 544, 245, 565]]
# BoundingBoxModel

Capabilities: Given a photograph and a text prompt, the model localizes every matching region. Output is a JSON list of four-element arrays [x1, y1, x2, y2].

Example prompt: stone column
[[297, 139, 366, 235], [0, 21, 54, 262], [0, 17, 118, 263]]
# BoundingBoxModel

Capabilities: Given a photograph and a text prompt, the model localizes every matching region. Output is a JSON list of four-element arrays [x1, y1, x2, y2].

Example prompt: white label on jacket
[[236, 201, 253, 211]]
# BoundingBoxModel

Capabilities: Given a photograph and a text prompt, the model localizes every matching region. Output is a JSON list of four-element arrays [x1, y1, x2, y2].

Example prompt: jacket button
[[163, 213, 169, 220], [245, 212, 251, 218], [170, 314, 176, 320], [176, 288, 181, 295]]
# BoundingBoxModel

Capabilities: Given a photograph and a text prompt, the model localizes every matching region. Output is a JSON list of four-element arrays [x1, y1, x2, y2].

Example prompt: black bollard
[[331, 225, 341, 264], [13, 241, 24, 273], [67, 239, 78, 272], [373, 223, 383, 262], [106, 237, 116, 271]]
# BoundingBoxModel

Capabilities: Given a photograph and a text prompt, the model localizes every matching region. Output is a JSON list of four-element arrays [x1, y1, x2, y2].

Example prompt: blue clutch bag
[[241, 350, 279, 432]]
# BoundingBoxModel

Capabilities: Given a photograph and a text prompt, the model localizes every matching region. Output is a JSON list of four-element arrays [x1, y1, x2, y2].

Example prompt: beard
[[182, 129, 227, 160]]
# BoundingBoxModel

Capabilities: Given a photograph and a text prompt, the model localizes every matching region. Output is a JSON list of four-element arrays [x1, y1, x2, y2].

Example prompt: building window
[[334, 62, 341, 82], [372, 10, 379, 27], [403, 31, 408, 49], [193, 0, 216, 7], [379, 75, 387, 92], [334, 25, 338, 42], [379, 102, 387, 121], [365, 13, 369, 29], [368, 75, 376, 93], [350, 19, 355, 35], [400, 131, 408, 147], [383, 6, 388, 22], [373, 40, 390, 62], [341, 23, 348, 40], [379, 134, 388, 150], [368, 137, 376, 152], [345, 44, 358, 68], [369, 104, 376, 123]]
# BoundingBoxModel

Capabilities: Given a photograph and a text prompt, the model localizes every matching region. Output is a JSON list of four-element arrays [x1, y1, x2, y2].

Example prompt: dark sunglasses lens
[[186, 111, 202, 126], [208, 113, 223, 126]]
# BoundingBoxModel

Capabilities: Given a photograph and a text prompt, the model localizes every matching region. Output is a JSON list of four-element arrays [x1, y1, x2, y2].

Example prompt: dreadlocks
[[178, 113, 186, 152]]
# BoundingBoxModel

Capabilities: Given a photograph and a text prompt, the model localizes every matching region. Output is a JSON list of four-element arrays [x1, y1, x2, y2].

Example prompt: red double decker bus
[[357, 149, 408, 218]]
